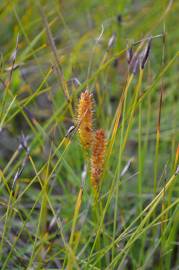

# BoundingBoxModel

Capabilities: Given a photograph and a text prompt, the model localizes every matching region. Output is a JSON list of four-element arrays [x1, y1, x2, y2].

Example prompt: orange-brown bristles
[[77, 90, 94, 150], [91, 129, 106, 191]]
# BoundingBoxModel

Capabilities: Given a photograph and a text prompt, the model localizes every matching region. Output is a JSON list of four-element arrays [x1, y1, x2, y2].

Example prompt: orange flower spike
[[91, 129, 106, 191], [78, 90, 94, 150]]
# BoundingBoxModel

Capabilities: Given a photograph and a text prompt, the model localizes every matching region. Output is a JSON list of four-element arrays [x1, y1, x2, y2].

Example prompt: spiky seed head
[[91, 129, 106, 191], [77, 90, 93, 150]]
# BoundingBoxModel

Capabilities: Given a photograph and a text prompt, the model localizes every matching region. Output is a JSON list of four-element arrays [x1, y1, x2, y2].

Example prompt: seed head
[[91, 129, 106, 191], [77, 90, 94, 150]]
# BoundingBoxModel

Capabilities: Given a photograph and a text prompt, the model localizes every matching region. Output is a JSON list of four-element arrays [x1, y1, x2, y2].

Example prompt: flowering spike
[[141, 37, 152, 69], [126, 46, 133, 64], [91, 129, 106, 192], [77, 90, 94, 150]]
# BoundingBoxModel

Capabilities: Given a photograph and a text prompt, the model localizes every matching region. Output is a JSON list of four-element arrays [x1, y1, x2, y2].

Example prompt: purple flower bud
[[126, 47, 133, 64], [141, 38, 152, 69]]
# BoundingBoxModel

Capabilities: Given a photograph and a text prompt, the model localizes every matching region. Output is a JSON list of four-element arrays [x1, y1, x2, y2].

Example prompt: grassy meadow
[[0, 0, 179, 269]]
